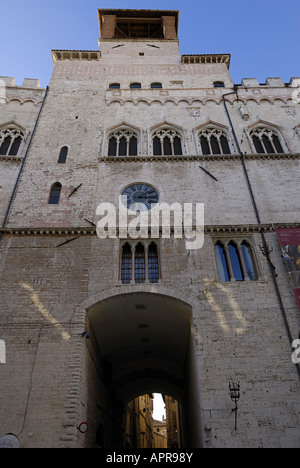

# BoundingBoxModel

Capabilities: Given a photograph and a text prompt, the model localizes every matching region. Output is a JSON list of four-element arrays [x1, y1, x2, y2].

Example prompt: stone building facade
[[0, 9, 300, 448]]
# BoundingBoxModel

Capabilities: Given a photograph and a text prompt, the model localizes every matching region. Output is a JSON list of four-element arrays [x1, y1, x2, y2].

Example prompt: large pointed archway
[[81, 286, 204, 448]]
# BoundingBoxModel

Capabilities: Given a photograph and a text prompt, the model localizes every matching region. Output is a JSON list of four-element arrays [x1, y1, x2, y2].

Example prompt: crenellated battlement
[[240, 77, 300, 88], [0, 76, 42, 89], [0, 76, 46, 106]]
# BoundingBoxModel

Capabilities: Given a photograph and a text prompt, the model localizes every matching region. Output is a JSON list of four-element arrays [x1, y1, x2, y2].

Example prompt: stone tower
[[0, 9, 300, 448]]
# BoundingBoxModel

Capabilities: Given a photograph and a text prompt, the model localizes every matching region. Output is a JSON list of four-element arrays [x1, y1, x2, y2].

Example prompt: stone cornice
[[52, 50, 101, 65], [98, 153, 300, 163], [181, 54, 231, 69], [1, 223, 299, 238], [0, 155, 23, 163]]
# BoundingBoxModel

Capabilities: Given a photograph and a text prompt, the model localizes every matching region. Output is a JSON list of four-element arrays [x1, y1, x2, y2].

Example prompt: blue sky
[[1, 0, 299, 88]]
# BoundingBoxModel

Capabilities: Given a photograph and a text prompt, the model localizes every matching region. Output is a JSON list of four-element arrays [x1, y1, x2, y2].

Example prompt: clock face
[[121, 184, 159, 211]]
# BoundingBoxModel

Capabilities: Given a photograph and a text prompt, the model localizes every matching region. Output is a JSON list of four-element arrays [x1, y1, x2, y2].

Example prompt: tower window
[[198, 128, 231, 155], [109, 83, 121, 89], [215, 241, 230, 282], [152, 129, 183, 156], [0, 129, 24, 156], [228, 241, 244, 281], [120, 241, 160, 284], [215, 239, 259, 282], [250, 127, 284, 154], [151, 82, 163, 89], [130, 83, 142, 89], [108, 130, 138, 157], [58, 146, 68, 164], [49, 183, 62, 205]]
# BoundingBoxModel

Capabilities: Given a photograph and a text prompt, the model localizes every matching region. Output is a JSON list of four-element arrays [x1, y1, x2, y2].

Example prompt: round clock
[[121, 183, 159, 211]]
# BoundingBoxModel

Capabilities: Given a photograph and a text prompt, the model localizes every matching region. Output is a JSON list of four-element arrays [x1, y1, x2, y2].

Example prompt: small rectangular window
[[213, 81, 225, 88], [151, 83, 162, 89], [130, 83, 142, 89]]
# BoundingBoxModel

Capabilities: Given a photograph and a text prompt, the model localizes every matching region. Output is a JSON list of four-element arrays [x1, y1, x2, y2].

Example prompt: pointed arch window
[[120, 241, 160, 284], [228, 241, 244, 281], [241, 241, 259, 280], [152, 129, 183, 156], [215, 239, 259, 282], [0, 129, 24, 156], [135, 243, 146, 283], [121, 243, 132, 284], [49, 183, 62, 205], [148, 242, 159, 283], [108, 129, 138, 156], [250, 127, 284, 154], [215, 241, 230, 282], [109, 83, 121, 89], [198, 127, 231, 155]]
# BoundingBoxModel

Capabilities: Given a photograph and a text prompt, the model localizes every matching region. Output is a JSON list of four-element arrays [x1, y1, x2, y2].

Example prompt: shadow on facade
[[83, 292, 204, 448]]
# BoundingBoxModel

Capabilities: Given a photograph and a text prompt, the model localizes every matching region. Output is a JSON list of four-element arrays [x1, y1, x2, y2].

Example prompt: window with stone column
[[152, 128, 183, 156], [249, 126, 285, 154], [0, 128, 24, 156], [108, 129, 138, 156], [120, 241, 160, 284], [215, 238, 259, 282], [198, 127, 231, 155]]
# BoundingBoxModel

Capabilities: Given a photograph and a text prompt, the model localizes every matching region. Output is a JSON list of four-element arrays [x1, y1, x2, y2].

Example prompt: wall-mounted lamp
[[229, 380, 240, 431], [259, 243, 273, 257]]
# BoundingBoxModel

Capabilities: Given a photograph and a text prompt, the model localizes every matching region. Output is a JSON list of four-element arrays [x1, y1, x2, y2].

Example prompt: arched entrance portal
[[83, 290, 204, 448]]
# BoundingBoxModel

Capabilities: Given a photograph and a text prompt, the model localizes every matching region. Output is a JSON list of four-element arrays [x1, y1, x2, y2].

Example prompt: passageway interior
[[86, 292, 203, 448]]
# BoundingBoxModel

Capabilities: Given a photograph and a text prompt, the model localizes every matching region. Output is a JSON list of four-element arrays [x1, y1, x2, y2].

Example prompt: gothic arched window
[[152, 129, 183, 156], [215, 239, 259, 282], [241, 241, 259, 281], [135, 243, 146, 283], [120, 241, 160, 284], [148, 242, 159, 283], [49, 183, 62, 205], [121, 243, 132, 284], [198, 128, 231, 155], [249, 127, 284, 154], [0, 129, 24, 156], [215, 241, 230, 282], [228, 241, 244, 281], [108, 129, 138, 156]]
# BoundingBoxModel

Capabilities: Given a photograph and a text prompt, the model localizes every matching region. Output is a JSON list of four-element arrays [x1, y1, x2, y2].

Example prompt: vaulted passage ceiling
[[87, 292, 192, 403]]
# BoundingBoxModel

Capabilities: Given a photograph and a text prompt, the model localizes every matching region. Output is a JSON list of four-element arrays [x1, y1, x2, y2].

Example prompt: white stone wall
[[0, 77, 45, 225]]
